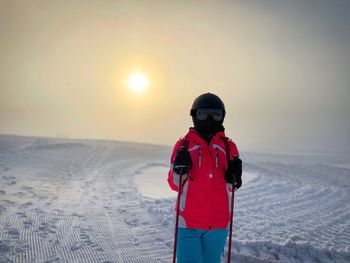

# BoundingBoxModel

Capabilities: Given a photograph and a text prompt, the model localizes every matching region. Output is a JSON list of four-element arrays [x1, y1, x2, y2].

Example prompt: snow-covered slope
[[0, 135, 349, 262]]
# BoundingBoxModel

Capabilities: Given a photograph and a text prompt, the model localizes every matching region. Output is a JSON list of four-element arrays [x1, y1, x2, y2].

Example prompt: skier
[[168, 93, 243, 263]]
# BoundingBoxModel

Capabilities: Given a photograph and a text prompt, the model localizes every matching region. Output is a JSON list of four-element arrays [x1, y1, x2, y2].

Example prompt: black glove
[[225, 157, 242, 189], [235, 173, 242, 190], [173, 147, 192, 175]]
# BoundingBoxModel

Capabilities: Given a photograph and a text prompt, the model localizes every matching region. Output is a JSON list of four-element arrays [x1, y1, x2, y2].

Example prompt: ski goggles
[[195, 108, 224, 121]]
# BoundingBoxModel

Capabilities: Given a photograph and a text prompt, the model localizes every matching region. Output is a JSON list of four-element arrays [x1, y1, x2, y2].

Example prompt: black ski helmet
[[190, 93, 226, 118]]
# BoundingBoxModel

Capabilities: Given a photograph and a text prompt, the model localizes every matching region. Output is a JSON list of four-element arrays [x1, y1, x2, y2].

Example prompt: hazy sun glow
[[128, 73, 148, 93]]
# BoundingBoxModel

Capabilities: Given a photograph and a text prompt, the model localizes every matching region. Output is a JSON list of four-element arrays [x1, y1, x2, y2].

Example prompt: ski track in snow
[[0, 135, 349, 263]]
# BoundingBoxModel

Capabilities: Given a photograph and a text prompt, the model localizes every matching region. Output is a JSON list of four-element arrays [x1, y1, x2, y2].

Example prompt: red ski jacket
[[168, 128, 239, 230]]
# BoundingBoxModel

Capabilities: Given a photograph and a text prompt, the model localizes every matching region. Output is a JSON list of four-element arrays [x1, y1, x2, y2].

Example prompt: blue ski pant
[[176, 228, 228, 263]]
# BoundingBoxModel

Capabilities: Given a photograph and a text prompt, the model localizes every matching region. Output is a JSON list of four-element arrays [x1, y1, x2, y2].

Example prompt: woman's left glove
[[225, 157, 242, 189]]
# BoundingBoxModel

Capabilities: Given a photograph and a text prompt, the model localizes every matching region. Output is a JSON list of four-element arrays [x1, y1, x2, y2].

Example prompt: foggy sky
[[1, 0, 350, 155]]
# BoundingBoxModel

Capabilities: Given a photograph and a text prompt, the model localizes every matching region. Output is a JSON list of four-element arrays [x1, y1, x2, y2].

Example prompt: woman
[[168, 93, 242, 263]]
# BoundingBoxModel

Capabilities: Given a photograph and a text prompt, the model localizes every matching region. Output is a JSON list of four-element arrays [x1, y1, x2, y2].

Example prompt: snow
[[134, 165, 176, 199], [0, 134, 350, 262]]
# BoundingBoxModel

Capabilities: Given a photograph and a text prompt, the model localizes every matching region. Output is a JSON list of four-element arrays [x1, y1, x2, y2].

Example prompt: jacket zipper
[[198, 146, 202, 167], [215, 147, 219, 168]]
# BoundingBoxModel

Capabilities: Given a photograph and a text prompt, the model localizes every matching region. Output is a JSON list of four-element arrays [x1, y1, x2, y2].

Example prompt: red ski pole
[[227, 179, 236, 262], [227, 156, 239, 263], [172, 165, 186, 263]]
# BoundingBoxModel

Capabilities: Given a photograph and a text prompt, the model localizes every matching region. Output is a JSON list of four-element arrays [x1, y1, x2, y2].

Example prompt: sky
[[1, 0, 350, 155]]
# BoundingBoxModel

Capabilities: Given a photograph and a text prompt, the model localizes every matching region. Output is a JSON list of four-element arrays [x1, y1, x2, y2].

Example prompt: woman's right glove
[[225, 156, 242, 189], [173, 147, 192, 175]]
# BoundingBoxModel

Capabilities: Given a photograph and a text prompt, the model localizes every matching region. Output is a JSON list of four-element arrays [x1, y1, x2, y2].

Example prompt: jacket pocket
[[188, 145, 202, 168], [212, 144, 227, 170]]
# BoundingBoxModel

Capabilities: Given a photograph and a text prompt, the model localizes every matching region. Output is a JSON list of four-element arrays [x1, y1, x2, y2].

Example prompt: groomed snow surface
[[0, 135, 349, 263]]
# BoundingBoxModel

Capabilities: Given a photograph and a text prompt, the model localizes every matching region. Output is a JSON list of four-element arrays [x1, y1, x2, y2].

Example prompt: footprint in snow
[[0, 240, 30, 255], [0, 240, 11, 253], [15, 191, 26, 197], [20, 201, 33, 208], [6, 228, 20, 239], [3, 176, 17, 185], [1, 199, 16, 206], [70, 242, 83, 251], [44, 256, 61, 263], [23, 220, 33, 228], [34, 208, 45, 214], [124, 218, 139, 227], [14, 242, 30, 253], [21, 185, 33, 191], [35, 221, 57, 238], [2, 175, 14, 180], [15, 211, 27, 218], [117, 207, 127, 214], [70, 228, 105, 253], [0, 205, 6, 214], [133, 237, 140, 246]]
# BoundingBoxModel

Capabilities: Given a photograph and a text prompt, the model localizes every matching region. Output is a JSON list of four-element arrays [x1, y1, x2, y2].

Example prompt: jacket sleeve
[[228, 140, 240, 160], [167, 139, 187, 192]]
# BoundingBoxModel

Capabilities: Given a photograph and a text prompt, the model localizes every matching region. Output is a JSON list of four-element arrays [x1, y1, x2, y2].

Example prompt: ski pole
[[227, 156, 238, 263], [172, 165, 187, 263]]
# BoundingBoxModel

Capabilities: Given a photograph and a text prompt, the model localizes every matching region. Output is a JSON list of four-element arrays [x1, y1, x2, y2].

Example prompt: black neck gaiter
[[192, 117, 224, 144]]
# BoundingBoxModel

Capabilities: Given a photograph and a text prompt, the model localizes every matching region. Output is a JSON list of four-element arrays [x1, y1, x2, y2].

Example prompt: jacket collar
[[186, 128, 226, 145]]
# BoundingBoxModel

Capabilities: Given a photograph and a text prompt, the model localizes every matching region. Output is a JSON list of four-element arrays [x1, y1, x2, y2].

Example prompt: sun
[[128, 72, 149, 93]]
